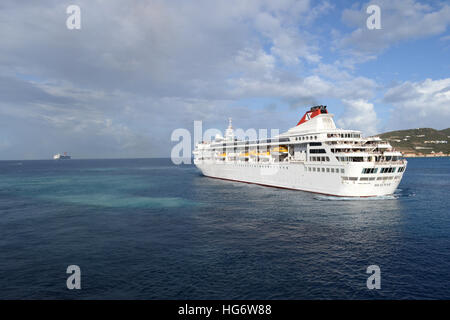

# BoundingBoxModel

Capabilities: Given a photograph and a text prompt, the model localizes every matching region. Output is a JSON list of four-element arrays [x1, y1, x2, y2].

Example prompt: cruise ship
[[193, 105, 407, 197], [53, 152, 71, 160]]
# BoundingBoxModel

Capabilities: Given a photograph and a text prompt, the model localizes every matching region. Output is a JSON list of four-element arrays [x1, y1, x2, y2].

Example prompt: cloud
[[0, 0, 326, 96], [337, 99, 379, 136], [303, 1, 334, 25], [383, 78, 450, 130], [3, 0, 443, 159], [339, 0, 450, 53], [228, 71, 377, 108], [0, 0, 378, 158]]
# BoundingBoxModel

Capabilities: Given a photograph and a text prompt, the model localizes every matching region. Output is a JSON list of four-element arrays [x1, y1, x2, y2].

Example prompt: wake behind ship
[[193, 105, 407, 197]]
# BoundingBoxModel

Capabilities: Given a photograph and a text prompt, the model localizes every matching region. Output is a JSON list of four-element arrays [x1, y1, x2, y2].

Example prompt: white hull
[[195, 160, 404, 197]]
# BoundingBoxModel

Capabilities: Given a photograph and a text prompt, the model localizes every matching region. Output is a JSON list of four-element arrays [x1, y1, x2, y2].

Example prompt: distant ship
[[193, 105, 407, 197], [53, 152, 71, 160]]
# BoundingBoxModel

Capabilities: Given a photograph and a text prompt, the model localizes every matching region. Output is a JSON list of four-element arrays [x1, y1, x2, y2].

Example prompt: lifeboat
[[249, 150, 270, 157], [271, 146, 288, 155]]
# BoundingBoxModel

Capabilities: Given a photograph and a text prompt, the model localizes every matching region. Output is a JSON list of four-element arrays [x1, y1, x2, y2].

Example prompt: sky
[[0, 0, 449, 159]]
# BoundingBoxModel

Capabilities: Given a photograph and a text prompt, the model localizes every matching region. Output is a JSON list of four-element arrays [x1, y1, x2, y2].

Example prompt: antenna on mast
[[225, 117, 234, 141]]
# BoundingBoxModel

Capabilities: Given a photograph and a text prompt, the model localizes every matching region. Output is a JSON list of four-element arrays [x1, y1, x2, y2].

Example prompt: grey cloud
[[0, 75, 76, 106], [383, 82, 421, 103], [339, 0, 450, 53], [383, 78, 450, 130], [0, 0, 388, 159]]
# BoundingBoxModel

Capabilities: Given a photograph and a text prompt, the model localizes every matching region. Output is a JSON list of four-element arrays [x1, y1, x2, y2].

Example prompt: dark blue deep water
[[0, 158, 449, 299]]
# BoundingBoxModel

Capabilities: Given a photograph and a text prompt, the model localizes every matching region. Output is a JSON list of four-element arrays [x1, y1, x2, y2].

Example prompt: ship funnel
[[296, 105, 328, 126]]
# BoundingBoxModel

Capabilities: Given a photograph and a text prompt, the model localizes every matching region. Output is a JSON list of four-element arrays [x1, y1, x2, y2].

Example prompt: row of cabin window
[[362, 168, 377, 174], [309, 156, 330, 162], [345, 176, 401, 182], [362, 166, 406, 174], [225, 139, 290, 147], [294, 136, 318, 141], [327, 133, 361, 138], [236, 164, 289, 169], [309, 149, 326, 154], [336, 156, 365, 162], [307, 167, 344, 174]]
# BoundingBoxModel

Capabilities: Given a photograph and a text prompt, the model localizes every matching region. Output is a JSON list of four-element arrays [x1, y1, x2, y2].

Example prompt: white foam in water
[[314, 194, 398, 201], [313, 186, 419, 201]]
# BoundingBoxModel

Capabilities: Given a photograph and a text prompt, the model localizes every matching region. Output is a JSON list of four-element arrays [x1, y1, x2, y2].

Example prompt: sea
[[0, 157, 449, 299]]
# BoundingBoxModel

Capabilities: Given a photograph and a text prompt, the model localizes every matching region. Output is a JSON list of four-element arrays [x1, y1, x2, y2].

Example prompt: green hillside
[[439, 128, 450, 136], [378, 128, 450, 155]]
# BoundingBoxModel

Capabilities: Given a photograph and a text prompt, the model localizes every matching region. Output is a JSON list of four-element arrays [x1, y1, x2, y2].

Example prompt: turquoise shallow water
[[0, 158, 449, 299]]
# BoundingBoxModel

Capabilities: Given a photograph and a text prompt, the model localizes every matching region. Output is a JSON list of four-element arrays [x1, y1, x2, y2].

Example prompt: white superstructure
[[53, 152, 71, 160], [193, 106, 407, 197]]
